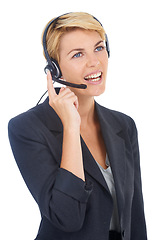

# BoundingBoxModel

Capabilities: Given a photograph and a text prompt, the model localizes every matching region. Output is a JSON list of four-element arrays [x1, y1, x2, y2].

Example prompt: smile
[[84, 72, 102, 82]]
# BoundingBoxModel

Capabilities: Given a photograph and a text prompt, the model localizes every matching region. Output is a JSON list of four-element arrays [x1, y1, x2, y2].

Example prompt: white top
[[96, 155, 121, 232]]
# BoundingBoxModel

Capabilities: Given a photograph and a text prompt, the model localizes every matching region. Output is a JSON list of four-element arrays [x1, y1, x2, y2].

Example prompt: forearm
[[46, 76, 84, 181], [60, 127, 85, 181]]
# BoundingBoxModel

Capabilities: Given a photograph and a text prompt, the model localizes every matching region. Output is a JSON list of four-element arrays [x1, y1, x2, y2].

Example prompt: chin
[[92, 85, 106, 97], [71, 84, 106, 98]]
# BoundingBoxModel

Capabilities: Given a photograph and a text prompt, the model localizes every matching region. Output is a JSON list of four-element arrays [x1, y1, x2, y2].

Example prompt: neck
[[78, 96, 97, 128]]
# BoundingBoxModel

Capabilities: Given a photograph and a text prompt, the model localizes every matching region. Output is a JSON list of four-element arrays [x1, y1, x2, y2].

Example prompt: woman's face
[[59, 29, 108, 98]]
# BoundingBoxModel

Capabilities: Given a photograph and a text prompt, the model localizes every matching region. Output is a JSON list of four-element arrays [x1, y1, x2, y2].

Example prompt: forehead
[[59, 29, 103, 51]]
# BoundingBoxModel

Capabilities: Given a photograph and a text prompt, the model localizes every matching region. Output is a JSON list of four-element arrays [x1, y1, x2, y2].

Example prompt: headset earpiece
[[105, 33, 110, 58], [44, 59, 62, 79]]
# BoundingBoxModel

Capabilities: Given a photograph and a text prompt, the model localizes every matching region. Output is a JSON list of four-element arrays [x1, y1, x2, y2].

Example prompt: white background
[[1, 0, 159, 239]]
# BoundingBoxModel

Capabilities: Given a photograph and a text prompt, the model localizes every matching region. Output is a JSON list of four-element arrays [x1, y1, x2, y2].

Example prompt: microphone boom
[[53, 77, 87, 89]]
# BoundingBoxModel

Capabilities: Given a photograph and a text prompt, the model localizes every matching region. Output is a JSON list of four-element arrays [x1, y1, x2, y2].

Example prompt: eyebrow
[[67, 40, 104, 55]]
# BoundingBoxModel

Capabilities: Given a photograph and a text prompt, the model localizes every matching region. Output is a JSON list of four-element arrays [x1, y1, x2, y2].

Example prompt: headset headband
[[43, 13, 110, 68]]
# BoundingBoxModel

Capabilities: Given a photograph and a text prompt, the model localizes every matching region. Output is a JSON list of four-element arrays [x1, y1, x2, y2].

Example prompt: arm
[[8, 114, 92, 232], [47, 71, 85, 181], [8, 72, 92, 232], [61, 127, 85, 181]]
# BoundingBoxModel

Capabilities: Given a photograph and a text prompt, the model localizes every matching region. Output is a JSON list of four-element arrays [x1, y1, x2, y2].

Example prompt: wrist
[[63, 124, 80, 135]]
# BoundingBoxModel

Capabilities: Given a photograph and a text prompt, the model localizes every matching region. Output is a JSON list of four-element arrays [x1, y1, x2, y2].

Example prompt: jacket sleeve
[[8, 113, 93, 232], [130, 120, 147, 240]]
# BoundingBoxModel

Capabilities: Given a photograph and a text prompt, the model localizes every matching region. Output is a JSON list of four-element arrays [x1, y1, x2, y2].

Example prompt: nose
[[86, 53, 100, 68]]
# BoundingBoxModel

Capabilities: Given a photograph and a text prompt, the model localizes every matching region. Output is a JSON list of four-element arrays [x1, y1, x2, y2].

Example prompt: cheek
[[102, 57, 108, 77], [59, 62, 69, 78], [60, 62, 83, 81]]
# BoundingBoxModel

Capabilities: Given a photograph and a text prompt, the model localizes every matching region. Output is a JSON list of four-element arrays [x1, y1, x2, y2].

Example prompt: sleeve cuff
[[54, 168, 93, 203]]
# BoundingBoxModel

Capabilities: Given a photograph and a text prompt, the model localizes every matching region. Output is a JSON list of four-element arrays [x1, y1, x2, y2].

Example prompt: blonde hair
[[42, 12, 106, 63]]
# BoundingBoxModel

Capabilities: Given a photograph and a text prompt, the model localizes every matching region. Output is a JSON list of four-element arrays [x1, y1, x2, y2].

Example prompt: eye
[[72, 52, 83, 58], [95, 46, 105, 52]]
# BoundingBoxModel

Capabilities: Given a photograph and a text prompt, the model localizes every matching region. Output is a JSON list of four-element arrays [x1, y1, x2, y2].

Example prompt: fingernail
[[60, 87, 65, 92], [46, 69, 51, 75]]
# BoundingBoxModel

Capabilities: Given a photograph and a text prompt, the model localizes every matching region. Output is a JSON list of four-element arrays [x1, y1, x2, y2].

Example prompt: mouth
[[84, 71, 102, 82]]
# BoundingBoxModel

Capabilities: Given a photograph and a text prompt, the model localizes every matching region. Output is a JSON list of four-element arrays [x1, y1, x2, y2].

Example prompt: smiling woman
[[58, 29, 108, 97], [8, 12, 147, 240]]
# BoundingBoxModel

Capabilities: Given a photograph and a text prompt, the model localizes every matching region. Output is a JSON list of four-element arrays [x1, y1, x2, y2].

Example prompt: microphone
[[44, 66, 87, 89], [51, 76, 87, 89]]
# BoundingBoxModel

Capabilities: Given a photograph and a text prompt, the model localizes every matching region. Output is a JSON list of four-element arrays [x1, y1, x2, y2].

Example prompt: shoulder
[[95, 102, 137, 137], [8, 98, 52, 135], [8, 96, 62, 138], [96, 102, 135, 125], [8, 103, 42, 131]]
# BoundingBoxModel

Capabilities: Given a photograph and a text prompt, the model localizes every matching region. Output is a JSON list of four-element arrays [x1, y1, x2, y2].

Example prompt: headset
[[37, 13, 110, 104], [43, 13, 110, 89]]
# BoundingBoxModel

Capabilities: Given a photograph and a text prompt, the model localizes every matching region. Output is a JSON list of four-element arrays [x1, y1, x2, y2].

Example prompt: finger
[[74, 97, 79, 110], [58, 87, 73, 98], [47, 71, 57, 98], [64, 93, 78, 108], [59, 89, 76, 100], [59, 87, 65, 93]]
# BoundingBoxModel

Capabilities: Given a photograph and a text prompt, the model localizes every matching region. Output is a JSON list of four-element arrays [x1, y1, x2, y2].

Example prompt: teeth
[[89, 77, 101, 82], [85, 72, 102, 80]]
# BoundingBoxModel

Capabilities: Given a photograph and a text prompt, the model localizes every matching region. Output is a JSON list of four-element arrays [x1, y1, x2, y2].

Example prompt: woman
[[8, 12, 147, 240]]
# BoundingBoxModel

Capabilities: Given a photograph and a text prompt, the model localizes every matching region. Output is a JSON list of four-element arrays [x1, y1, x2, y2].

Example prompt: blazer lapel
[[81, 136, 111, 193], [95, 102, 126, 222]]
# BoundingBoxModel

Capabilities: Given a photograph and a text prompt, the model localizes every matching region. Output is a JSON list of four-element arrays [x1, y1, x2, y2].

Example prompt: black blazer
[[8, 93, 147, 240]]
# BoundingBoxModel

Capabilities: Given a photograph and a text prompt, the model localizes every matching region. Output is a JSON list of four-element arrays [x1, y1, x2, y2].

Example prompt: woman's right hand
[[47, 71, 81, 131]]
